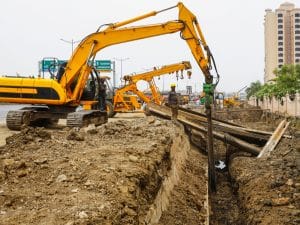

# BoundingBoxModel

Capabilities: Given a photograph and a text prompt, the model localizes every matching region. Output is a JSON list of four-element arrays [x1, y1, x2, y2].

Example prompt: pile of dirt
[[0, 117, 193, 225], [210, 107, 299, 225], [229, 136, 299, 225], [213, 107, 264, 124]]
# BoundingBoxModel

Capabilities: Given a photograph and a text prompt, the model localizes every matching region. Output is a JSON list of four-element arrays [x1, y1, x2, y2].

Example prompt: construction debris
[[258, 119, 290, 158]]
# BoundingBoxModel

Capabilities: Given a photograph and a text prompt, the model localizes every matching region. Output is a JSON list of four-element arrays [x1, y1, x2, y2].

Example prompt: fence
[[248, 92, 300, 117]]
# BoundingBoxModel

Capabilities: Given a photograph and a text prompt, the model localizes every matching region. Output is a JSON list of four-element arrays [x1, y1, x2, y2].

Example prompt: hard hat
[[170, 83, 176, 87]]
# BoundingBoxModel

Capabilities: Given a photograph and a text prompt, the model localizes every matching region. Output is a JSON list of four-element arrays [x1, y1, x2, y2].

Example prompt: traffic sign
[[40, 59, 58, 72], [39, 59, 112, 73], [95, 60, 111, 71]]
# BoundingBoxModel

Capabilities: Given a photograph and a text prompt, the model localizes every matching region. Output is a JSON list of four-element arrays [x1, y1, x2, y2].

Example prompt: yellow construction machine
[[0, 2, 218, 131], [111, 61, 192, 115], [223, 86, 247, 108]]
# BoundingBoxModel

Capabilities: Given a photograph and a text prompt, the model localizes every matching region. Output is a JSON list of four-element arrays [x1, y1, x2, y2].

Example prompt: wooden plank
[[181, 119, 261, 156], [257, 120, 290, 158], [175, 107, 269, 142], [147, 103, 261, 155]]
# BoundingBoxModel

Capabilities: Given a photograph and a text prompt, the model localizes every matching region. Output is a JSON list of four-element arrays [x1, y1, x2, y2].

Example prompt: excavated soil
[[229, 135, 299, 225], [157, 146, 208, 225], [210, 107, 300, 225], [0, 105, 298, 225], [0, 116, 208, 225]]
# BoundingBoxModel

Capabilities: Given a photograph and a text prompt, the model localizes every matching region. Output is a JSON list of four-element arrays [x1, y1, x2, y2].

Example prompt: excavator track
[[66, 110, 107, 128], [6, 110, 32, 131]]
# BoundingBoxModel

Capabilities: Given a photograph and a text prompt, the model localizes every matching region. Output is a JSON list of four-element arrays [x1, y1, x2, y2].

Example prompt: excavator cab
[[56, 62, 68, 82]]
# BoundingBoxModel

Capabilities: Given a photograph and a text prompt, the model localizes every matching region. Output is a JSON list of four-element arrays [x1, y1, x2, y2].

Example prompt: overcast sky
[[0, 0, 296, 93]]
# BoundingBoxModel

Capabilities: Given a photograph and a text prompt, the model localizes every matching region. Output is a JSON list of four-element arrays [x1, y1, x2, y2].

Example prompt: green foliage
[[245, 81, 262, 99], [248, 64, 300, 99]]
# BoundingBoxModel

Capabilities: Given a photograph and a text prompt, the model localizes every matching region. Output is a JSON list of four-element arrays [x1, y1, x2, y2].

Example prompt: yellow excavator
[[223, 85, 247, 108], [111, 61, 192, 115], [0, 2, 218, 131]]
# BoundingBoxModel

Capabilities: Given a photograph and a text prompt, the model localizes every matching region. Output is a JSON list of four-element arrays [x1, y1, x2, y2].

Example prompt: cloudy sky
[[0, 0, 296, 93]]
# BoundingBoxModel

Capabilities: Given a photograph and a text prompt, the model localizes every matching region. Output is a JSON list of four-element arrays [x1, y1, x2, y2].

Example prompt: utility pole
[[114, 57, 130, 86], [111, 61, 116, 89], [60, 38, 80, 54]]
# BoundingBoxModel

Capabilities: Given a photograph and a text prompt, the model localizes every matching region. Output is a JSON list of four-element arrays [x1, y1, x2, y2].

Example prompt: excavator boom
[[113, 61, 192, 112], [60, 2, 213, 103]]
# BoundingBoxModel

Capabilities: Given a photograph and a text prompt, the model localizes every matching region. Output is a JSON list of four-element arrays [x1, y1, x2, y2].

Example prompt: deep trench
[[208, 142, 245, 225]]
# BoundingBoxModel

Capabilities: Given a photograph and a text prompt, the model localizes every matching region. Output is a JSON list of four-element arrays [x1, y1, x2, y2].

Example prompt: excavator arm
[[118, 61, 192, 106], [60, 2, 214, 104], [123, 61, 191, 83]]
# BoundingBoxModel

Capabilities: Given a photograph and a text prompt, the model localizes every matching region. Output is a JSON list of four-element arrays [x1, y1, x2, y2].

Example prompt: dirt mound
[[0, 117, 192, 225], [5, 126, 51, 147], [229, 131, 299, 224], [209, 107, 299, 225]]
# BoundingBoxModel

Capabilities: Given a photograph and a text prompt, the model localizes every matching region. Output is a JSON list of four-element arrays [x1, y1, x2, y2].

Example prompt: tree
[[273, 64, 300, 97], [247, 64, 300, 100], [245, 81, 262, 99]]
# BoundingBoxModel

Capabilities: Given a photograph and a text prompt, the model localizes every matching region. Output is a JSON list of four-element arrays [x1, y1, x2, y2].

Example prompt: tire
[[106, 101, 116, 118]]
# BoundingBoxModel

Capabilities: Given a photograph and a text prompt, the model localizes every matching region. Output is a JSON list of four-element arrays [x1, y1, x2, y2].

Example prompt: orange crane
[[111, 61, 192, 114]]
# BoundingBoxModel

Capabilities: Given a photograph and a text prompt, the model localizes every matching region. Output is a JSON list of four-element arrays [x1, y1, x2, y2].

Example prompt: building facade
[[264, 2, 300, 83]]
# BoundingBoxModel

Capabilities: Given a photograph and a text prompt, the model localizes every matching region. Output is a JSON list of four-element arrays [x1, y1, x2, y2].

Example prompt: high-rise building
[[264, 2, 300, 82]]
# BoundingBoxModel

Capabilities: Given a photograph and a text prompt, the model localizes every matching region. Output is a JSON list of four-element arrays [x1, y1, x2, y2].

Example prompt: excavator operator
[[98, 78, 107, 111], [168, 83, 179, 120]]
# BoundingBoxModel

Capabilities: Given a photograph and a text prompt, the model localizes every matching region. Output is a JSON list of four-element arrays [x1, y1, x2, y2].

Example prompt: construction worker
[[168, 83, 179, 120], [98, 78, 107, 111]]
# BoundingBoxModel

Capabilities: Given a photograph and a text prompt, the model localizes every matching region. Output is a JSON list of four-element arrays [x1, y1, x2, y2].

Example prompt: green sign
[[39, 59, 67, 73], [95, 60, 111, 71], [40, 59, 57, 72], [39, 59, 111, 73]]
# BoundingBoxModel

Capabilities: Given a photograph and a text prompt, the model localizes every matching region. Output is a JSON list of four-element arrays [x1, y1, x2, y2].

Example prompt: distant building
[[264, 2, 300, 82]]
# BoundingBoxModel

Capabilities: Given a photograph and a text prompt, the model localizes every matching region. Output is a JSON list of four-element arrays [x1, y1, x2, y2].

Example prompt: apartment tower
[[264, 2, 300, 82]]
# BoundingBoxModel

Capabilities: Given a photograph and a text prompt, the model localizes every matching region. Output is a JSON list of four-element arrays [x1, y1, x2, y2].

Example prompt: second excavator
[[109, 61, 192, 115]]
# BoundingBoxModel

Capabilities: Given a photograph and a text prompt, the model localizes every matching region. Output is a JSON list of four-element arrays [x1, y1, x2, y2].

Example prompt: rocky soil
[[230, 134, 299, 225], [0, 116, 208, 225], [0, 118, 173, 224], [210, 107, 299, 225]]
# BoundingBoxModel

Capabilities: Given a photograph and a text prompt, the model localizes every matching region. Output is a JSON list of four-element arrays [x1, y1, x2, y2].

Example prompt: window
[[296, 53, 300, 57], [277, 13, 283, 17], [278, 47, 283, 51], [296, 30, 300, 34], [278, 59, 283, 63], [296, 19, 300, 23], [296, 59, 300, 63], [278, 53, 283, 57], [278, 24, 283, 29], [278, 42, 283, 46], [296, 42, 300, 46], [278, 19, 283, 23], [278, 36, 283, 40], [295, 13, 300, 17], [296, 48, 300, 51], [279, 64, 283, 68], [278, 30, 283, 34], [296, 25, 300, 28], [296, 36, 300, 40]]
